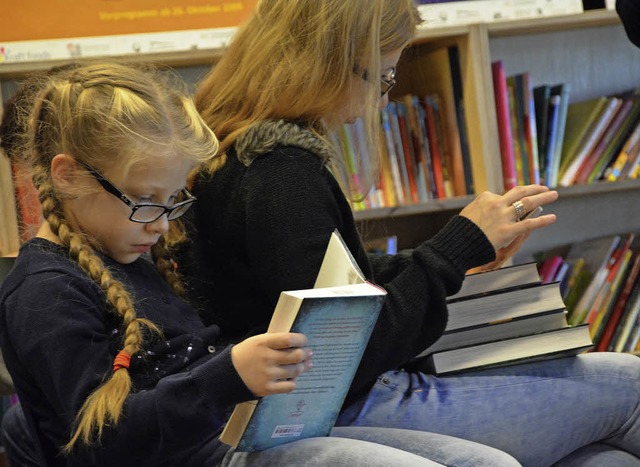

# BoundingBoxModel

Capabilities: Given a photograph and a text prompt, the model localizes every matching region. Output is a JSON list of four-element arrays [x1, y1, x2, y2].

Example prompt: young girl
[[0, 62, 519, 466], [183, 1, 640, 465]]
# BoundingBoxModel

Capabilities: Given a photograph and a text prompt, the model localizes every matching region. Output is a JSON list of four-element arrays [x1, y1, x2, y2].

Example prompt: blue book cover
[[544, 94, 561, 186], [222, 282, 385, 452], [548, 83, 571, 187]]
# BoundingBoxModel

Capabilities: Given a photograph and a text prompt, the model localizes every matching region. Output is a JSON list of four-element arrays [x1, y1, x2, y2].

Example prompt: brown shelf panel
[[353, 179, 640, 222]]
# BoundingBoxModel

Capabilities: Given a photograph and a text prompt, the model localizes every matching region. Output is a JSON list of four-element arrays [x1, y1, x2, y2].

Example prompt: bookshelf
[[1, 9, 639, 260], [356, 9, 640, 264]]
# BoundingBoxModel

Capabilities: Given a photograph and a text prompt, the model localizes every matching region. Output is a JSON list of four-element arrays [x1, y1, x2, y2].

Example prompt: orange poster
[[0, 1, 259, 64], [1, 1, 258, 42]]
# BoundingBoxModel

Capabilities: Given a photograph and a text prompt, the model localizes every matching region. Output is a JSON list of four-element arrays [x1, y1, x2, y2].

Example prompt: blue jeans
[[224, 427, 521, 466], [3, 401, 520, 466], [336, 352, 640, 467]]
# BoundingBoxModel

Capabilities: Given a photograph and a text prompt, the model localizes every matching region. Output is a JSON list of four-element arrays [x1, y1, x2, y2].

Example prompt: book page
[[314, 230, 365, 288]]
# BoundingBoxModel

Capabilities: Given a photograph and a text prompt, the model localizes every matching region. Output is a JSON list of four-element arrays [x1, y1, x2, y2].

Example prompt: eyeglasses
[[76, 160, 196, 223], [353, 65, 397, 97], [380, 67, 397, 97]]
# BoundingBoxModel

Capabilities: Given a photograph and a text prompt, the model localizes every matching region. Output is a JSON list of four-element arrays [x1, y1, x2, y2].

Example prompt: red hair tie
[[113, 350, 131, 373]]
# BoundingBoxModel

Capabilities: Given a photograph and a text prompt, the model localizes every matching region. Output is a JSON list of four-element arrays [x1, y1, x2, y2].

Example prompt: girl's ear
[[50, 154, 80, 191]]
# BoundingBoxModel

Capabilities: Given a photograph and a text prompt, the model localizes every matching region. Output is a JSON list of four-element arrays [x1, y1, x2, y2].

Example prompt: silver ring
[[512, 200, 526, 222]]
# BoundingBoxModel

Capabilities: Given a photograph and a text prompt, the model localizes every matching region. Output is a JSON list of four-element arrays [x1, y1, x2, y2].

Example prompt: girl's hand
[[460, 184, 558, 251], [231, 332, 313, 397]]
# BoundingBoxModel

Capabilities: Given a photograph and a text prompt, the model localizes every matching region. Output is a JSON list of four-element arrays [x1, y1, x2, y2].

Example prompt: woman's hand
[[231, 332, 313, 397], [460, 184, 558, 252]]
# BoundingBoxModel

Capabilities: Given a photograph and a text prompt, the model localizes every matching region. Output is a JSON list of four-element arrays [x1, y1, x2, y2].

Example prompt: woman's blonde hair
[[195, 0, 420, 170], [22, 62, 218, 451]]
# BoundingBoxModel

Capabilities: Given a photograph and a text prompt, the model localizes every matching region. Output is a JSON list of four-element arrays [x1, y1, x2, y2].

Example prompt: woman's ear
[[50, 154, 79, 191]]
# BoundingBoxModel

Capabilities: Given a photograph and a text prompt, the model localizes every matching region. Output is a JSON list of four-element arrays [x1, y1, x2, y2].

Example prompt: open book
[[220, 231, 385, 452]]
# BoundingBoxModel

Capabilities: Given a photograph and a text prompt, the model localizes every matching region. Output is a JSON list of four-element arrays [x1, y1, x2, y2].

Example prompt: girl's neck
[[36, 222, 62, 245]]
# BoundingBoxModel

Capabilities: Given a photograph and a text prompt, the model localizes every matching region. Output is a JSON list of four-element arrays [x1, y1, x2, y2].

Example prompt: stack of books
[[415, 262, 593, 375]]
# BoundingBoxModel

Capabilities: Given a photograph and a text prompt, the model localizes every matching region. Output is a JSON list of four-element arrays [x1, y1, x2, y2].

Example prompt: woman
[[182, 1, 640, 465]]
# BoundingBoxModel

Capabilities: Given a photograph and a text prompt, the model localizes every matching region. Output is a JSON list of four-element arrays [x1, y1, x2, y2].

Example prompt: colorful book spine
[[491, 61, 517, 190], [380, 107, 406, 205], [547, 83, 571, 187]]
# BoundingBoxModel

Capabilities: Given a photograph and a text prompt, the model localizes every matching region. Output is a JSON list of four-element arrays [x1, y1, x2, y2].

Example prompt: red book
[[596, 249, 640, 352], [538, 256, 564, 284], [491, 61, 517, 191], [422, 96, 447, 199]]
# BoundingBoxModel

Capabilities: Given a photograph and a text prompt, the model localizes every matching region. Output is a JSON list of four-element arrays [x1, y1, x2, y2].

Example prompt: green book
[[559, 96, 608, 179]]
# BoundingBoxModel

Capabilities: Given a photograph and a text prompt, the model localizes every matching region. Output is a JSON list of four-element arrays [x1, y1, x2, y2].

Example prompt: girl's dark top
[[0, 238, 254, 466], [181, 120, 496, 401]]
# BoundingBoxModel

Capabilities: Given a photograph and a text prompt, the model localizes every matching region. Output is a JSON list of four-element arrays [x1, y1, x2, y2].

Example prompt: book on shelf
[[421, 95, 451, 198], [491, 61, 517, 190], [605, 120, 640, 181], [559, 97, 623, 186], [506, 76, 529, 185], [596, 247, 640, 351], [410, 94, 439, 200], [421, 324, 592, 375], [520, 73, 541, 185], [409, 45, 469, 196], [386, 102, 414, 204], [559, 96, 608, 178], [589, 95, 640, 183], [611, 276, 640, 352], [533, 84, 551, 181], [336, 124, 367, 211], [587, 241, 634, 343], [447, 46, 474, 195], [538, 255, 566, 284], [380, 106, 407, 205], [402, 94, 433, 202], [543, 94, 562, 187], [572, 96, 639, 184], [351, 119, 385, 209], [220, 231, 386, 452], [364, 236, 398, 256], [396, 101, 422, 203], [565, 235, 622, 326], [546, 83, 571, 187]]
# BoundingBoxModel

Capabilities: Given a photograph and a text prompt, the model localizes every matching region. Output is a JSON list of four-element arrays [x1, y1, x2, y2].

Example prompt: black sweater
[[0, 238, 253, 466], [182, 120, 496, 400]]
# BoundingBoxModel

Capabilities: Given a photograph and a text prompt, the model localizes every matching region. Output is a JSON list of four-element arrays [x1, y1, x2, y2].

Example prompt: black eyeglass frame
[[76, 160, 197, 223]]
